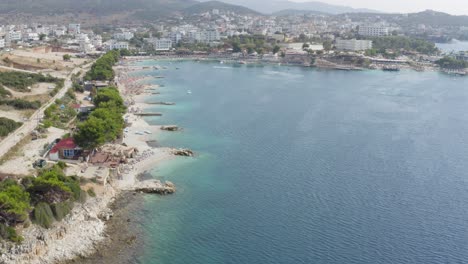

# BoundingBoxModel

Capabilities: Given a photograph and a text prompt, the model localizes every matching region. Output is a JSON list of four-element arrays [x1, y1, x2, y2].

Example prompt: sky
[[289, 0, 468, 15]]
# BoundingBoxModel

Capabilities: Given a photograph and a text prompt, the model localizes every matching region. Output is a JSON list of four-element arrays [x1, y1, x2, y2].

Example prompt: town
[[0, 8, 467, 73], [0, 2, 468, 263]]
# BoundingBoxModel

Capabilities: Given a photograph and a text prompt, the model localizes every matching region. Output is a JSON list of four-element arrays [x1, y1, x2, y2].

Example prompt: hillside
[[183, 1, 260, 16], [198, 0, 380, 14]]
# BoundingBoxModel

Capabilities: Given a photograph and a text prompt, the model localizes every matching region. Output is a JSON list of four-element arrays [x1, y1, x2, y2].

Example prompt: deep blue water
[[129, 61, 468, 264]]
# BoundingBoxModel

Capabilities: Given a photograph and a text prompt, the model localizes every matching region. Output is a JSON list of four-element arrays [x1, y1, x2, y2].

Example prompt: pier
[[135, 112, 163, 116]]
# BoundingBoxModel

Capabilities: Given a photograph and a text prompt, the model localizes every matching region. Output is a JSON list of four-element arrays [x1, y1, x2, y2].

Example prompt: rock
[[171, 148, 194, 157], [134, 180, 176, 195], [160, 125, 180, 132]]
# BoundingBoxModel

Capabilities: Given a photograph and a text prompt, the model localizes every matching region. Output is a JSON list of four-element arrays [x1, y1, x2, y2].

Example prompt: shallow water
[[127, 61, 468, 264]]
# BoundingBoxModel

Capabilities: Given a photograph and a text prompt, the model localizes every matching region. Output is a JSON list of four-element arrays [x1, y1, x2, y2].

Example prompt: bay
[[127, 61, 468, 264]]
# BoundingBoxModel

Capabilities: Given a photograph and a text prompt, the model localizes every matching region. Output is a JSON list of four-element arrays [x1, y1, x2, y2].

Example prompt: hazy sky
[[289, 0, 468, 15]]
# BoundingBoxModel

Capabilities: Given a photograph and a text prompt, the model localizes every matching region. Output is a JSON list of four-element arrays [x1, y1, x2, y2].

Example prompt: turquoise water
[[129, 61, 468, 264]]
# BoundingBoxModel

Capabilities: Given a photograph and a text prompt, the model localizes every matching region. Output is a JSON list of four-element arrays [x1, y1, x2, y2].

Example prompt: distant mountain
[[0, 0, 195, 16], [272, 9, 328, 16], [198, 0, 381, 14], [0, 0, 259, 23], [183, 1, 260, 16], [403, 10, 468, 27]]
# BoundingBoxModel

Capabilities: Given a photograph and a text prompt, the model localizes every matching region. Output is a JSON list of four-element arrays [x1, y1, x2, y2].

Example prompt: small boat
[[144, 130, 152, 134], [187, 90, 192, 94], [220, 60, 225, 64], [383, 65, 400, 72], [238, 61, 246, 65], [135, 131, 144, 135]]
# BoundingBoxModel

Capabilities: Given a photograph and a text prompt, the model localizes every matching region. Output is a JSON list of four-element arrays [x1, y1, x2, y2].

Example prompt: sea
[[122, 60, 468, 264], [436, 40, 468, 53]]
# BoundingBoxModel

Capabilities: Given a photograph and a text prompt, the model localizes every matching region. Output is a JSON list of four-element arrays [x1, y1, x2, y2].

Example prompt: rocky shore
[[0, 60, 187, 263]]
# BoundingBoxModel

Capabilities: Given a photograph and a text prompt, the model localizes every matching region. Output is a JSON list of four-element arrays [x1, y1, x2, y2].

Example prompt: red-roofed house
[[49, 138, 82, 161]]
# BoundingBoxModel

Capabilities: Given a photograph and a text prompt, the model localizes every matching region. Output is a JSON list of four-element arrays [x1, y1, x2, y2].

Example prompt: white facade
[[113, 32, 134, 41], [358, 25, 389, 37], [188, 30, 220, 43], [8, 31, 21, 41], [68, 24, 81, 35], [152, 38, 173, 51], [92, 35, 103, 48], [0, 38, 5, 49], [109, 41, 129, 50], [335, 39, 372, 51]]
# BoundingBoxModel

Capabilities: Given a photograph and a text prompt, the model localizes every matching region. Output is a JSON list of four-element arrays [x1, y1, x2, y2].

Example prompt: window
[[63, 149, 75, 157]]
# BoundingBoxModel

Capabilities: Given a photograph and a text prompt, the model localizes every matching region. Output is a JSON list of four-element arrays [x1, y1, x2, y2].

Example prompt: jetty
[[135, 112, 163, 116], [147, 102, 176, 105], [134, 180, 176, 194]]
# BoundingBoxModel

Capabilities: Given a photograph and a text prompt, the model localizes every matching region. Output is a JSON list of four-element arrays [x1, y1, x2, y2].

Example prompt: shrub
[[0, 223, 23, 243], [32, 202, 55, 229], [87, 188, 96, 197], [50, 201, 73, 221]]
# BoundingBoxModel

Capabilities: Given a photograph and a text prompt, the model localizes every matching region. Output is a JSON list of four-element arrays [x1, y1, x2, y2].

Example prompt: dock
[[135, 112, 163, 116], [146, 102, 175, 105]]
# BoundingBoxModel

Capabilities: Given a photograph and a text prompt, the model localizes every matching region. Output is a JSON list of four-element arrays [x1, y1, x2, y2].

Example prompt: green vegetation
[[0, 164, 87, 242], [0, 86, 12, 98], [0, 117, 22, 137], [223, 35, 277, 54], [0, 179, 31, 225], [74, 87, 125, 149], [435, 57, 468, 69], [0, 98, 41, 110], [84, 50, 120, 81], [0, 72, 60, 92], [369, 36, 439, 55], [62, 54, 71, 61], [42, 91, 77, 129]]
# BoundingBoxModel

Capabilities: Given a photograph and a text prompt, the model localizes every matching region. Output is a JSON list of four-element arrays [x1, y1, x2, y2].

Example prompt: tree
[[323, 40, 333, 51], [0, 180, 31, 225], [93, 87, 125, 111], [73, 117, 108, 149], [273, 45, 281, 54], [63, 54, 71, 61], [39, 34, 46, 41]]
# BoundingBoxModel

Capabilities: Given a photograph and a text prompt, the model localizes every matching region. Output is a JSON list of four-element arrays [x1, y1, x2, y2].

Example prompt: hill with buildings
[[183, 1, 260, 16], [199, 0, 380, 14]]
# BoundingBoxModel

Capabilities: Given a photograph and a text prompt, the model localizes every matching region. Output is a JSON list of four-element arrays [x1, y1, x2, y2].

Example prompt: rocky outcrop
[[134, 180, 175, 194], [160, 125, 180, 132], [171, 148, 194, 157]]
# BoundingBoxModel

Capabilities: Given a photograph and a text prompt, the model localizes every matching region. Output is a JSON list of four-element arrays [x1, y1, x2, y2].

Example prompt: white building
[[358, 25, 389, 37], [8, 31, 22, 41], [152, 38, 173, 51], [78, 34, 95, 53], [92, 35, 103, 48], [113, 32, 134, 41], [335, 39, 372, 51], [188, 30, 220, 43], [170, 32, 182, 44], [0, 38, 5, 49], [68, 24, 81, 35], [108, 41, 129, 50]]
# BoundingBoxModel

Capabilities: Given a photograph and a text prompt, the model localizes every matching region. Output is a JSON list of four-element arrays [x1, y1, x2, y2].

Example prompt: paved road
[[0, 62, 94, 160]]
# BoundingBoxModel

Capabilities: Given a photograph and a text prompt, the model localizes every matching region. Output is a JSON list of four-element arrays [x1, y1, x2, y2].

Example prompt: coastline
[[0, 59, 178, 263]]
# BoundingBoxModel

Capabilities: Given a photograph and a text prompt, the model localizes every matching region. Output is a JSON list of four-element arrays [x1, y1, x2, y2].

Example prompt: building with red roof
[[49, 138, 82, 161]]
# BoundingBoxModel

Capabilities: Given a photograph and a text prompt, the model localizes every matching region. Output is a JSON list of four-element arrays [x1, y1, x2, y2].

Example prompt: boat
[[187, 90, 192, 94], [383, 65, 400, 71], [144, 130, 152, 134], [220, 60, 225, 64], [238, 61, 247, 65], [135, 131, 144, 135]]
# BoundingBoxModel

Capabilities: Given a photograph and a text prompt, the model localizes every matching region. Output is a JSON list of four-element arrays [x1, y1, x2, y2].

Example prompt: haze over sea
[[126, 59, 468, 264]]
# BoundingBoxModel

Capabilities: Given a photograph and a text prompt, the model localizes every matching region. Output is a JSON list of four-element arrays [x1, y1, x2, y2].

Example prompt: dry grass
[[0, 134, 32, 165]]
